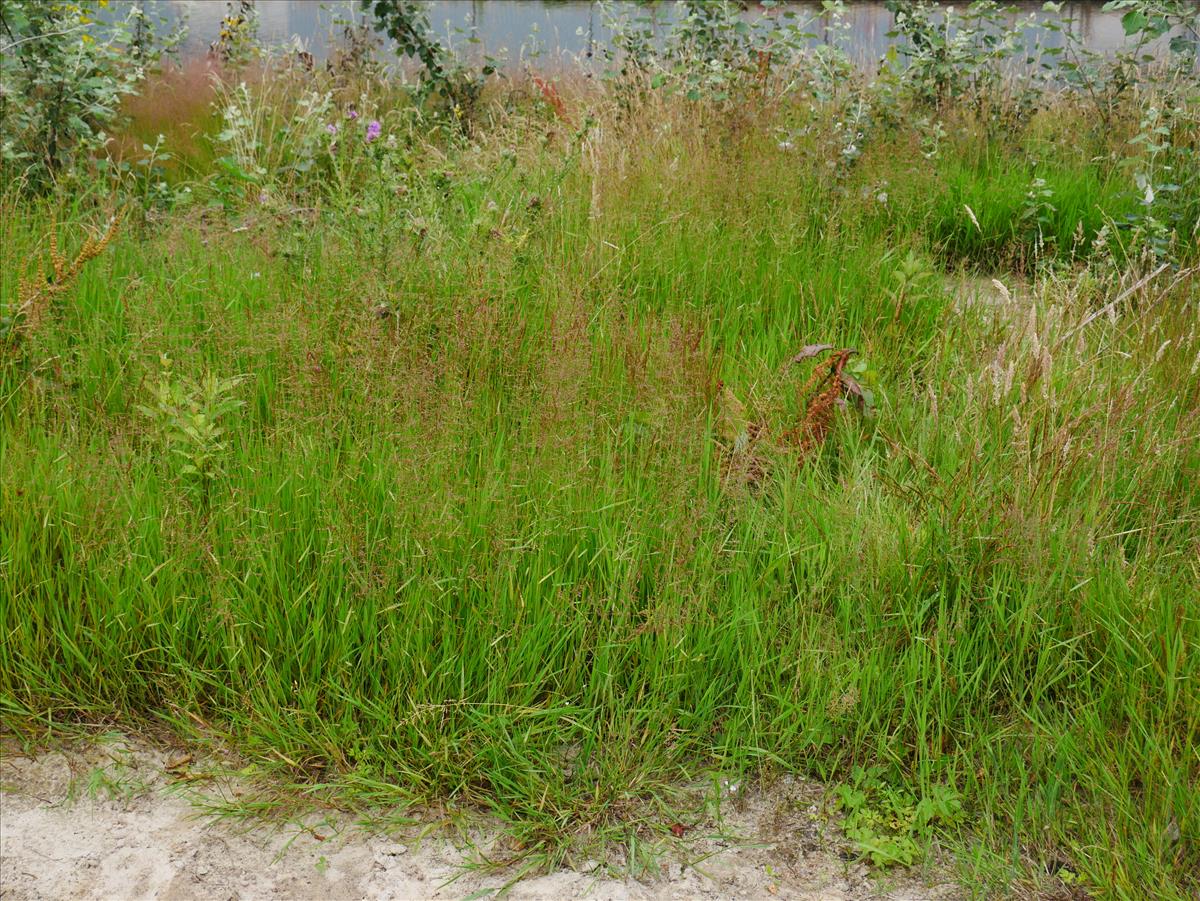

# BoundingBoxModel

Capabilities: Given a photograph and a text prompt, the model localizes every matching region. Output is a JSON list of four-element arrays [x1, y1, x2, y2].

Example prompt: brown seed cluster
[[787, 348, 855, 456], [7, 212, 122, 348], [720, 345, 864, 488]]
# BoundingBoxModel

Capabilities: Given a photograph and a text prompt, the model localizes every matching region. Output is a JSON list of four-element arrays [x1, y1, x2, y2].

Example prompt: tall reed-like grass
[[1, 65, 1197, 901]]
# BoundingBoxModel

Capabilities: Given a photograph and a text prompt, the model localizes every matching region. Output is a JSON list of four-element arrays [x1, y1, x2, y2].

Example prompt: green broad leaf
[[1120, 9, 1148, 36], [1170, 35, 1194, 54], [216, 156, 259, 183]]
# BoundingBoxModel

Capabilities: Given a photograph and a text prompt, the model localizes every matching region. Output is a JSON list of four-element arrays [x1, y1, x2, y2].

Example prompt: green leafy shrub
[[1118, 103, 1200, 264], [0, 0, 178, 190], [883, 0, 1034, 113], [1042, 0, 1200, 131], [360, 0, 495, 123]]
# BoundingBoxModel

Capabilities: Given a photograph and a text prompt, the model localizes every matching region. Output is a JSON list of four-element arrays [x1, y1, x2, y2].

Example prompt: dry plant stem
[[1065, 262, 1170, 337], [8, 212, 123, 346]]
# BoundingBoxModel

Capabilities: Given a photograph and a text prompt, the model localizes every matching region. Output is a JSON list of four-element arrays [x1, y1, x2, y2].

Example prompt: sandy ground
[[0, 736, 963, 901]]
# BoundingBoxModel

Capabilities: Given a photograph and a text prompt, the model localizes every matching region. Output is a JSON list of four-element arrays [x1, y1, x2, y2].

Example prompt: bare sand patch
[[0, 736, 962, 901]]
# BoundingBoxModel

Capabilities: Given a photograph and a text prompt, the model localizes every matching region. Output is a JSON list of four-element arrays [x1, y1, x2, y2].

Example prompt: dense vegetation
[[2, 2, 1198, 898]]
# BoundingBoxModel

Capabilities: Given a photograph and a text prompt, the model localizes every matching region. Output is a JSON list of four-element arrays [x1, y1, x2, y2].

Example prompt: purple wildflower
[[326, 123, 338, 136], [346, 109, 359, 121], [365, 120, 382, 143]]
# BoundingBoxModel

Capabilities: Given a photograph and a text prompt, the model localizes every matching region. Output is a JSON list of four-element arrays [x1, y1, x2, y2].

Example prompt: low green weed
[[836, 767, 964, 867], [137, 354, 245, 490]]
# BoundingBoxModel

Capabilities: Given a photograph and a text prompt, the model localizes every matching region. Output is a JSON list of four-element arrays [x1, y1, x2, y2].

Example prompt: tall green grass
[[1, 89, 1197, 900]]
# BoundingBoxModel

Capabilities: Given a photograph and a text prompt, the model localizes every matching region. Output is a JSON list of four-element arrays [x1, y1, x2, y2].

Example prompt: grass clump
[[2, 3, 1199, 899]]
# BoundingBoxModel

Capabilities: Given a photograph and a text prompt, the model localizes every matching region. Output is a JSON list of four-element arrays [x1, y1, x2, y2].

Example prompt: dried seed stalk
[[788, 349, 854, 456], [5, 212, 122, 350]]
